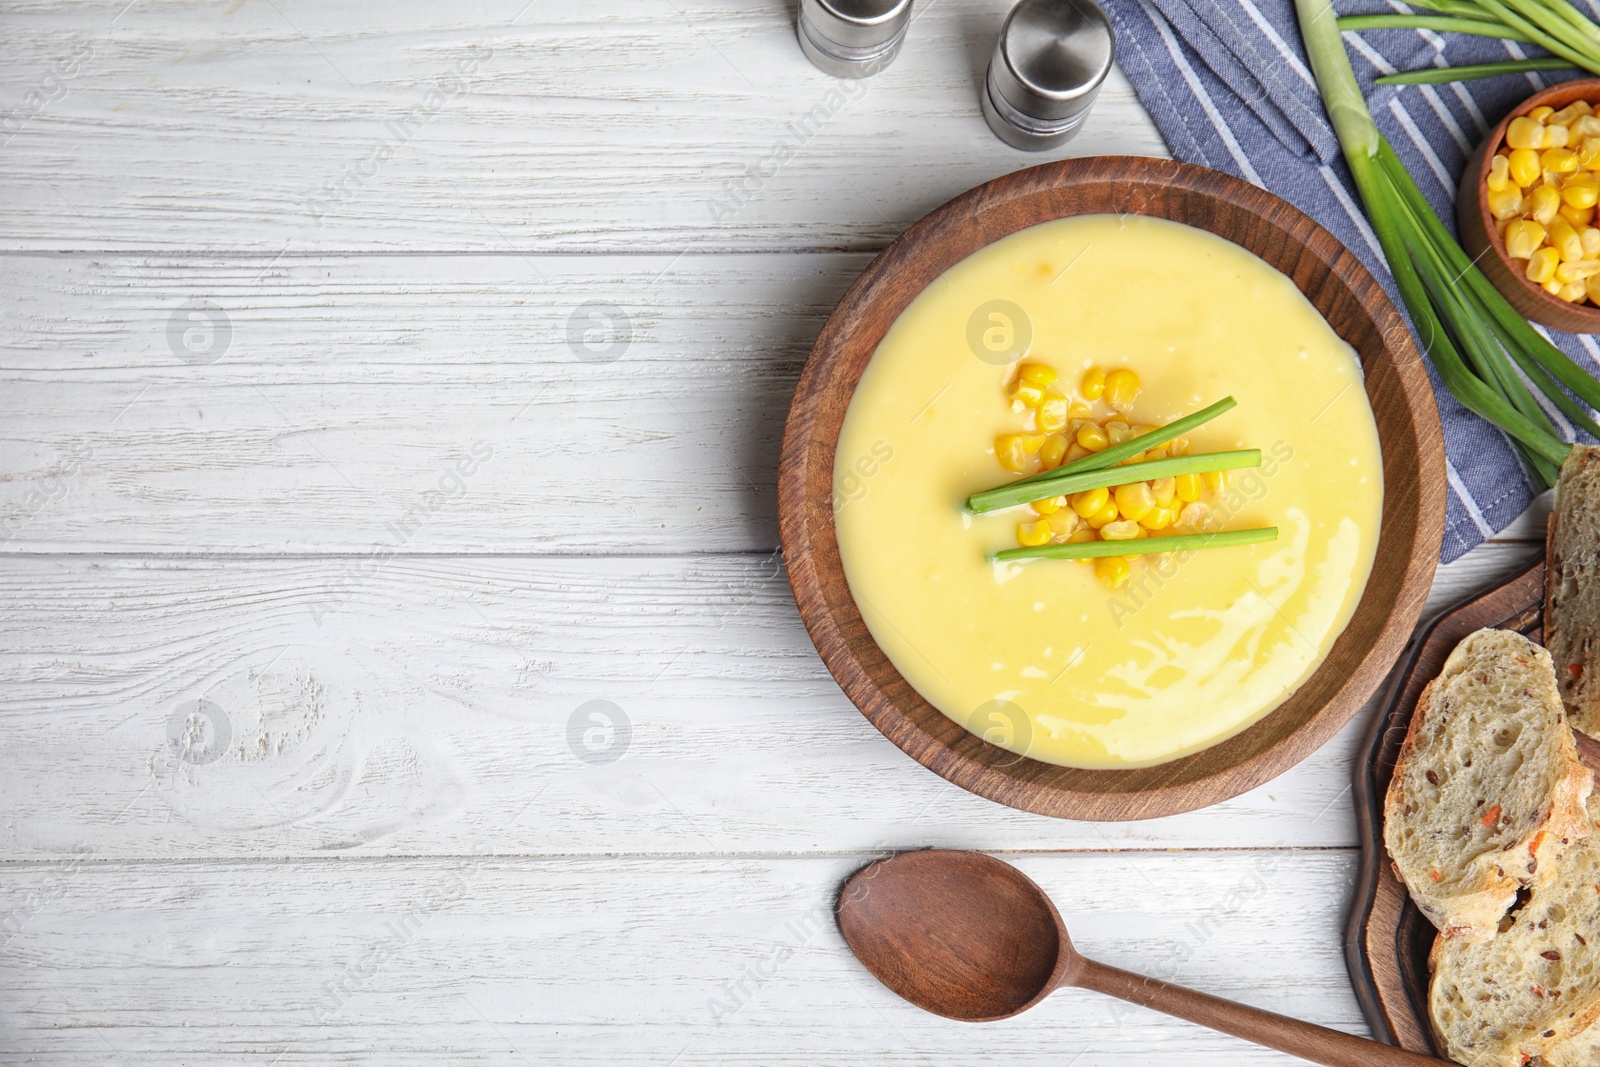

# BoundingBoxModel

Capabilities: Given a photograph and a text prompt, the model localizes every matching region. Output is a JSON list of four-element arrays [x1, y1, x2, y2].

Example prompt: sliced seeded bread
[[1385, 628, 1594, 941], [1546, 444, 1600, 739], [1546, 1027, 1600, 1067], [1430, 798, 1600, 1067]]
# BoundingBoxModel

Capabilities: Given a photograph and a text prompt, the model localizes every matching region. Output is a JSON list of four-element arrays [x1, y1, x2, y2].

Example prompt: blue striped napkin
[[1106, 0, 1600, 561]]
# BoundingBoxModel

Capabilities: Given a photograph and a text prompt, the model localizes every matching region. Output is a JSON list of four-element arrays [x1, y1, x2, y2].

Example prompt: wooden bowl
[[779, 156, 1446, 821], [1459, 78, 1600, 334]]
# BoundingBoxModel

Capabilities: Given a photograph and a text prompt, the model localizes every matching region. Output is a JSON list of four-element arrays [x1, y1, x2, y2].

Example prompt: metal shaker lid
[[983, 0, 1114, 149], [798, 0, 913, 78]]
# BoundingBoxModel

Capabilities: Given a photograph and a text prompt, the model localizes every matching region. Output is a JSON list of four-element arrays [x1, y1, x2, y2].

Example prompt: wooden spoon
[[837, 849, 1453, 1066]]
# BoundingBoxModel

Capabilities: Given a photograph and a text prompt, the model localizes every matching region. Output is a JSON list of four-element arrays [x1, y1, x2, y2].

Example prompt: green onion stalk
[[1336, 0, 1600, 82], [1298, 0, 1600, 488]]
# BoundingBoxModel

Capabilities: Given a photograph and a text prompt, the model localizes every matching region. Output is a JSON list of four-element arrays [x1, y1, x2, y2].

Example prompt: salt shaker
[[797, 0, 914, 79], [982, 0, 1115, 150]]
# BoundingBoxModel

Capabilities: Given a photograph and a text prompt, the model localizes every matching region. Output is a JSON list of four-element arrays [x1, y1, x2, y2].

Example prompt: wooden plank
[[0, 0, 1166, 253], [0, 850, 1362, 1065], [0, 541, 1536, 859], [0, 252, 862, 553]]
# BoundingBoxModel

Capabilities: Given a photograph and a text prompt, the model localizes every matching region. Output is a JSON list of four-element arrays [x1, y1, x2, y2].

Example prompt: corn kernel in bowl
[[1489, 98, 1600, 305]]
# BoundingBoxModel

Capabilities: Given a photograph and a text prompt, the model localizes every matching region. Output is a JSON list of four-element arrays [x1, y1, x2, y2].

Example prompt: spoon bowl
[[837, 848, 1071, 1021], [837, 850, 1453, 1066]]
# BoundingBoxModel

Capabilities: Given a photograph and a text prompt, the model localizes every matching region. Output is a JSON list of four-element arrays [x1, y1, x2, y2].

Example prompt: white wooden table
[[0, 2, 1541, 1062]]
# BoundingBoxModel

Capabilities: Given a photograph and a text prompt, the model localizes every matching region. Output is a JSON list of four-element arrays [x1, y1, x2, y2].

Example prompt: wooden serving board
[[1345, 553, 1600, 1054]]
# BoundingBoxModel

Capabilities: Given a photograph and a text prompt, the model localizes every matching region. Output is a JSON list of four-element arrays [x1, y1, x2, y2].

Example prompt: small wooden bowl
[[1460, 78, 1600, 334], [779, 157, 1446, 821]]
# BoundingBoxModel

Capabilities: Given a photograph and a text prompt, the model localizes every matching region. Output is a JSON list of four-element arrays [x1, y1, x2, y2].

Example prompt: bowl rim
[[778, 155, 1446, 821], [1465, 77, 1600, 330]]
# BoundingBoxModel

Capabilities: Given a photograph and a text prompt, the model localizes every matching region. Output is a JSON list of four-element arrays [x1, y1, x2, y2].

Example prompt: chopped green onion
[[1006, 395, 1238, 491], [1376, 57, 1574, 83], [991, 527, 1279, 564], [966, 450, 1261, 515]]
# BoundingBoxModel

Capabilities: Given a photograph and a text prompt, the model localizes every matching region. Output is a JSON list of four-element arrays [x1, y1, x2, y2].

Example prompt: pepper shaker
[[982, 0, 1115, 150], [797, 0, 914, 79]]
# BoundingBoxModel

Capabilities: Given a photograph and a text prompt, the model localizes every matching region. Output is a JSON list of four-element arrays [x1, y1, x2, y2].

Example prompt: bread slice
[[1547, 444, 1600, 739], [1386, 628, 1594, 941], [1547, 1027, 1600, 1067], [1430, 798, 1600, 1067]]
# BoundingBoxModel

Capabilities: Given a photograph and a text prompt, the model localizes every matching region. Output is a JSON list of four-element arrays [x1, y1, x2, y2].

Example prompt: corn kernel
[[1065, 441, 1091, 463], [1045, 510, 1079, 539], [1532, 183, 1563, 225], [1071, 486, 1109, 518], [1094, 556, 1131, 588], [1112, 482, 1156, 523], [1545, 277, 1565, 295], [1528, 246, 1562, 284], [1067, 401, 1093, 421], [1016, 520, 1052, 547], [1587, 274, 1600, 304], [1085, 500, 1120, 529], [1582, 137, 1600, 169], [1553, 218, 1585, 262], [1076, 422, 1108, 451], [1544, 147, 1580, 174], [1505, 219, 1546, 259], [1487, 185, 1523, 221], [1174, 472, 1203, 503], [1553, 102, 1588, 125], [1036, 394, 1069, 433], [1561, 203, 1597, 229], [1140, 505, 1178, 531], [1578, 115, 1600, 139], [995, 434, 1029, 472], [1039, 433, 1068, 468], [1180, 501, 1212, 528], [1144, 445, 1168, 462], [1016, 362, 1057, 387], [1561, 280, 1589, 302], [1201, 470, 1227, 493], [1508, 116, 1546, 149], [1566, 175, 1600, 210], [1104, 420, 1133, 445], [1030, 495, 1065, 515], [1080, 366, 1105, 400], [1487, 154, 1513, 193], [1150, 476, 1176, 507], [1100, 519, 1141, 541], [1557, 259, 1600, 283], [1506, 147, 1541, 189], [1007, 379, 1045, 407], [1167, 434, 1190, 456], [1104, 368, 1141, 410], [1583, 227, 1600, 258], [1546, 123, 1573, 149]]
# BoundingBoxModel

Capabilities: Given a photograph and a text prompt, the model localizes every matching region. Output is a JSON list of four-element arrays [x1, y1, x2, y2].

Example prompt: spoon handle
[[1073, 958, 1454, 1067]]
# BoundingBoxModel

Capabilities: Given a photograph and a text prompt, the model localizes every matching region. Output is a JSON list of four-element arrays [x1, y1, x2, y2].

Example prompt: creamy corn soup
[[833, 215, 1383, 769]]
